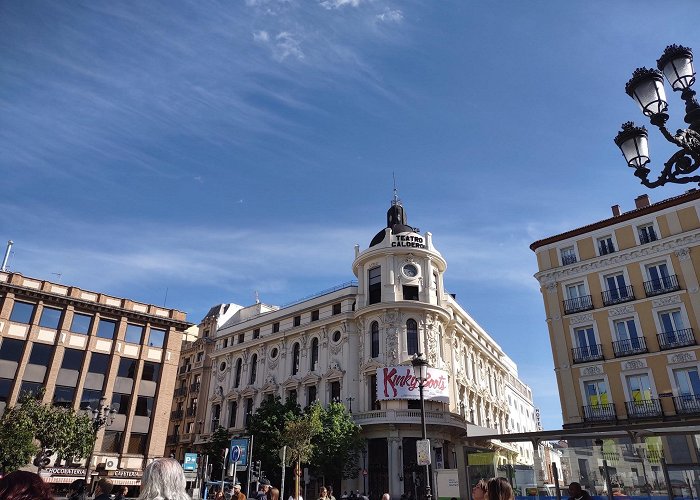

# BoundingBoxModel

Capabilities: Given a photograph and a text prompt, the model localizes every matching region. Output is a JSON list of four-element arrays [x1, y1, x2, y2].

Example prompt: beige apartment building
[[0, 270, 189, 491], [531, 189, 700, 429]]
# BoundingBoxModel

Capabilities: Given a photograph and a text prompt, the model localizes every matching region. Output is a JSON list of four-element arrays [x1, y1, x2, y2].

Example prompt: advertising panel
[[376, 366, 449, 402], [229, 437, 249, 466]]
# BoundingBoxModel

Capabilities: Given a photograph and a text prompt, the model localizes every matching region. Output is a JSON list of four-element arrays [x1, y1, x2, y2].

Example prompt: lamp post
[[84, 397, 116, 484], [362, 446, 368, 494], [411, 353, 432, 500], [614, 44, 700, 187]]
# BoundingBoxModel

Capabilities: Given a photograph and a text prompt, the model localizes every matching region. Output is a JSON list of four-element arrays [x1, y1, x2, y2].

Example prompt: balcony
[[658, 328, 696, 350], [352, 409, 466, 430], [582, 403, 616, 422], [178, 364, 191, 375], [174, 387, 188, 398], [612, 336, 648, 357], [166, 434, 178, 445], [190, 382, 201, 393], [644, 274, 681, 297], [625, 399, 663, 419], [562, 254, 577, 265], [572, 344, 604, 364], [171, 409, 184, 420], [674, 395, 700, 415], [187, 407, 197, 417], [179, 433, 193, 444], [639, 230, 658, 244], [563, 295, 594, 315], [602, 285, 635, 306]]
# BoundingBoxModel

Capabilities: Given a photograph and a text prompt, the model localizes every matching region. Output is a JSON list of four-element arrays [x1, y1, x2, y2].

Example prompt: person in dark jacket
[[93, 478, 114, 500], [68, 479, 88, 500], [568, 482, 592, 500]]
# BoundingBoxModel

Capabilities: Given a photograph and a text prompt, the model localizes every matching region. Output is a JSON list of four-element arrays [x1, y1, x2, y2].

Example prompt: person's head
[[121, 485, 129, 495], [472, 479, 488, 500], [138, 457, 189, 500], [260, 478, 271, 492], [320, 486, 328, 497], [269, 487, 280, 500], [487, 477, 513, 500], [0, 470, 54, 500], [568, 482, 583, 497], [96, 478, 114, 496], [381, 494, 390, 500], [234, 483, 242, 495], [68, 478, 87, 496]]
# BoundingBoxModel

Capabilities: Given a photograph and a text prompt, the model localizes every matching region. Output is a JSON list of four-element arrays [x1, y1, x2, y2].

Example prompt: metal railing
[[644, 274, 680, 296], [602, 285, 635, 306], [171, 409, 184, 420], [612, 336, 648, 357], [187, 407, 197, 417], [673, 394, 700, 415], [639, 230, 658, 244], [174, 387, 187, 397], [562, 254, 577, 265], [658, 328, 696, 350], [572, 344, 604, 363], [625, 399, 663, 418], [190, 382, 200, 392], [563, 295, 594, 314], [582, 403, 616, 422]]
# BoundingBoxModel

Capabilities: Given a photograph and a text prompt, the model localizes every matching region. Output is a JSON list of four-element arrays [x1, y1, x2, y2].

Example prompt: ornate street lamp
[[615, 44, 700, 187], [411, 353, 432, 500], [84, 396, 116, 483]]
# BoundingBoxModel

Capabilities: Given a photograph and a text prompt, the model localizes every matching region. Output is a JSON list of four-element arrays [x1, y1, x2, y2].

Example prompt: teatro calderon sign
[[376, 366, 449, 402]]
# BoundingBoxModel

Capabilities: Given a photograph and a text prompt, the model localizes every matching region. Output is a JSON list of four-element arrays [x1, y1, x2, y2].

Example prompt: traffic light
[[252, 460, 262, 479]]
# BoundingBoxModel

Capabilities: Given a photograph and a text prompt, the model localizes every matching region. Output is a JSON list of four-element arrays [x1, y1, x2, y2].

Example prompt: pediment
[[301, 373, 321, 385], [282, 376, 301, 389]]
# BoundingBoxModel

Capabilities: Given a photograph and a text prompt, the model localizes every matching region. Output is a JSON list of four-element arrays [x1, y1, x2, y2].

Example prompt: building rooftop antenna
[[392, 172, 401, 206], [255, 290, 260, 304]]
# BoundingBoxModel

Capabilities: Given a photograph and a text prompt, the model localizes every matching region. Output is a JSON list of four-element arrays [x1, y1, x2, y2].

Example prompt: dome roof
[[369, 199, 419, 247]]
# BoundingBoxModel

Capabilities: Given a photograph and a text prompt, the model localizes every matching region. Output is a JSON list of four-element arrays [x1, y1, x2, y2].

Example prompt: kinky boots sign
[[376, 366, 449, 402]]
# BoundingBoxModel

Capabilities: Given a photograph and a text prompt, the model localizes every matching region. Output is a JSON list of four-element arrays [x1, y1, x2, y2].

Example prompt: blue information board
[[183, 453, 198, 471], [230, 437, 249, 466]]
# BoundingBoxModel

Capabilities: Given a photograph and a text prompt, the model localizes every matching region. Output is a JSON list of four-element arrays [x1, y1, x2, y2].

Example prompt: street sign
[[183, 453, 198, 471], [229, 438, 250, 467], [231, 445, 241, 463], [416, 439, 431, 466]]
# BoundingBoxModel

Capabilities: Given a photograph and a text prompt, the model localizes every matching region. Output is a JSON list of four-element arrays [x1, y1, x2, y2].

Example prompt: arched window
[[371, 322, 379, 358], [292, 343, 300, 375], [249, 354, 258, 385], [310, 338, 319, 371], [234, 358, 242, 388], [406, 319, 418, 355]]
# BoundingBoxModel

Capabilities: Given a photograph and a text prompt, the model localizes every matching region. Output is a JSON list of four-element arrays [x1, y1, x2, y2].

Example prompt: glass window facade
[[10, 301, 35, 324], [70, 313, 93, 335], [39, 307, 62, 329]]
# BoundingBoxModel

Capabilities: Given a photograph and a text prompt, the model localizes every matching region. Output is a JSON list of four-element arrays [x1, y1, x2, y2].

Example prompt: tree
[[246, 396, 302, 486], [0, 392, 94, 474], [201, 426, 232, 480], [283, 403, 322, 500], [310, 402, 364, 489]]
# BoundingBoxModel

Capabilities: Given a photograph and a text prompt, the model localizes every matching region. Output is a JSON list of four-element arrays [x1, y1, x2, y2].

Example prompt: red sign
[[376, 366, 449, 402]]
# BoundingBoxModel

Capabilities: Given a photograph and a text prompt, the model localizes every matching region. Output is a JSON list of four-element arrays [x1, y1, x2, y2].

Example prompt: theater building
[[188, 197, 534, 497], [0, 270, 189, 493]]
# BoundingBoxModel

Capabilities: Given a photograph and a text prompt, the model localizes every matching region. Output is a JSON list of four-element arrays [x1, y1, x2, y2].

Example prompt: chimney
[[635, 194, 651, 209], [611, 205, 621, 217]]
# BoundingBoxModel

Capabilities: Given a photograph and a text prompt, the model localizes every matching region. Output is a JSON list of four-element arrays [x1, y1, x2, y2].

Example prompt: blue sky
[[2, 1, 699, 430]]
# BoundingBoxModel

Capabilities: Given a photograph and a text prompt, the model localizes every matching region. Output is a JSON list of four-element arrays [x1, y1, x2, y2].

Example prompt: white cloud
[[274, 31, 304, 61], [376, 9, 403, 23], [320, 0, 363, 9], [253, 30, 270, 43]]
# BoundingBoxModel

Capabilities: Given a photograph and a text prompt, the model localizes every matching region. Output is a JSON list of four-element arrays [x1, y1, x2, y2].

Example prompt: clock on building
[[402, 263, 419, 278]]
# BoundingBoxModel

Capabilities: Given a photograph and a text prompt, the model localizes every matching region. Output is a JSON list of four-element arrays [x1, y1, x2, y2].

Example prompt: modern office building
[[530, 189, 700, 430], [0, 270, 190, 491], [175, 197, 535, 497]]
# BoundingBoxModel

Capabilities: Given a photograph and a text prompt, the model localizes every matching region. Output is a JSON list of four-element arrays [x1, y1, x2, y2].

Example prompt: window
[[330, 381, 341, 402], [53, 386, 75, 408], [96, 318, 117, 339], [88, 353, 109, 373], [211, 404, 221, 431], [310, 338, 319, 371], [148, 328, 166, 348], [0, 338, 24, 362], [603, 272, 631, 304], [234, 358, 242, 388], [645, 262, 678, 294], [560, 246, 577, 265], [228, 401, 238, 428], [584, 379, 609, 406], [613, 318, 644, 355], [70, 313, 92, 335], [573, 326, 600, 362], [112, 393, 130, 415], [369, 375, 379, 410], [223, 338, 229, 348], [61, 349, 85, 371], [135, 396, 154, 417], [332, 303, 341, 315], [81, 388, 103, 411], [626, 373, 652, 402], [406, 319, 419, 355], [307, 386, 317, 406], [403, 285, 419, 301], [39, 307, 62, 329], [311, 310, 319, 321], [273, 322, 280, 333], [368, 266, 381, 305], [117, 358, 137, 379], [101, 431, 122, 453], [141, 362, 161, 382], [332, 330, 341, 342], [371, 322, 379, 358], [196, 351, 204, 362], [28, 343, 54, 366], [674, 367, 700, 413], [244, 398, 254, 427], [292, 343, 300, 375], [249, 354, 258, 384], [127, 433, 147, 455], [638, 223, 658, 244], [597, 235, 615, 255], [10, 301, 35, 324], [238, 333, 245, 344], [125, 324, 144, 344], [20, 381, 43, 398], [564, 282, 592, 313], [659, 309, 684, 335], [287, 389, 298, 404], [253, 328, 260, 339]]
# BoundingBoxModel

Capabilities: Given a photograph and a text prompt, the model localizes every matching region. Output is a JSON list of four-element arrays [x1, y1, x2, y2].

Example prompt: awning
[[111, 478, 141, 486], [44, 476, 85, 484]]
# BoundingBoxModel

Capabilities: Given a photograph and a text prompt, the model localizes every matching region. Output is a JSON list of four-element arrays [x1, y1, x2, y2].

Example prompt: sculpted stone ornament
[[675, 246, 691, 261]]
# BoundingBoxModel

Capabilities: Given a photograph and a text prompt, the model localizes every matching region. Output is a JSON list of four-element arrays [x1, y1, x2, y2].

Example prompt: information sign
[[184, 453, 198, 471], [229, 437, 250, 466]]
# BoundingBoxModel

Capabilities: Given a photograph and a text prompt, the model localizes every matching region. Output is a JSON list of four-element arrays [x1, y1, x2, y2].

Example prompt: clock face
[[403, 264, 418, 277]]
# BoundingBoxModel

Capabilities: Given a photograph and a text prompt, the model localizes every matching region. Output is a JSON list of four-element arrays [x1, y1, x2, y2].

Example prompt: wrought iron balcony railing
[[563, 295, 594, 314], [658, 328, 696, 350], [190, 382, 200, 392], [562, 254, 577, 265], [582, 403, 616, 422], [174, 387, 188, 397], [639, 230, 658, 244], [674, 394, 700, 415], [187, 407, 197, 417], [644, 274, 680, 297], [612, 336, 648, 357], [171, 409, 184, 420], [625, 399, 663, 419], [572, 344, 604, 364], [602, 285, 635, 306]]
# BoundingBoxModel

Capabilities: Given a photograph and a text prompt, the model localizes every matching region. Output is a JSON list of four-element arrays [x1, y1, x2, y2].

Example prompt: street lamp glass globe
[[626, 68, 668, 117], [658, 45, 695, 91], [411, 354, 428, 381], [614, 122, 649, 168]]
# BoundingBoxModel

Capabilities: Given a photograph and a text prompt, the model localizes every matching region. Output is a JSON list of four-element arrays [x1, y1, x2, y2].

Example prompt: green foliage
[[246, 396, 302, 485], [201, 426, 232, 480], [282, 402, 322, 466], [0, 392, 95, 473], [310, 402, 364, 483]]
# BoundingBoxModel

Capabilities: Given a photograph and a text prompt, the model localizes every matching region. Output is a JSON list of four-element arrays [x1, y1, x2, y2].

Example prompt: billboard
[[376, 366, 449, 402]]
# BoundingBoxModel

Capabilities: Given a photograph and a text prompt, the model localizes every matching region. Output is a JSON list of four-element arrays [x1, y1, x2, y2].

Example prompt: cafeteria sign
[[376, 366, 449, 402]]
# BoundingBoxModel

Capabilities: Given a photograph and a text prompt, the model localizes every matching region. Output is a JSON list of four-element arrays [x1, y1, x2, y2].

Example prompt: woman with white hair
[[137, 457, 191, 500]]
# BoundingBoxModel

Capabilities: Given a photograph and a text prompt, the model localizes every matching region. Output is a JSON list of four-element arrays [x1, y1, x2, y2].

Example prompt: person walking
[[114, 485, 129, 500], [67, 478, 88, 500], [94, 478, 115, 500], [486, 477, 514, 500], [0, 470, 55, 500], [137, 457, 191, 500], [567, 482, 592, 500], [232, 482, 247, 500], [471, 480, 487, 500], [327, 486, 337, 500]]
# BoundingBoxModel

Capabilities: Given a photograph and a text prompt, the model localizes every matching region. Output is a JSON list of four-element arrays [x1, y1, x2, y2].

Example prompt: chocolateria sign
[[376, 366, 449, 402]]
